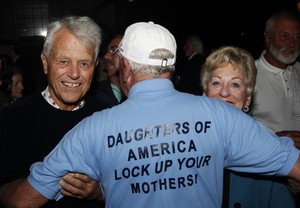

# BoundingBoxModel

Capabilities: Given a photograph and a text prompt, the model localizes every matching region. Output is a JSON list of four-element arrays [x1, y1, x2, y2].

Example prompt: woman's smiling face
[[205, 63, 251, 110]]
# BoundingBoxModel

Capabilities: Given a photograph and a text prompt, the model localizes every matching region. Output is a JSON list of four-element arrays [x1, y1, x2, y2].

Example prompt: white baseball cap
[[118, 21, 176, 66]]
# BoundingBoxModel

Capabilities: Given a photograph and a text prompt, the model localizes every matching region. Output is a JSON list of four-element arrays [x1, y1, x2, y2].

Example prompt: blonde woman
[[201, 46, 295, 208]]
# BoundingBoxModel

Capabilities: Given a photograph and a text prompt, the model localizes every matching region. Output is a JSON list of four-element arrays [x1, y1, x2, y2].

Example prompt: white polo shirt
[[251, 50, 300, 132]]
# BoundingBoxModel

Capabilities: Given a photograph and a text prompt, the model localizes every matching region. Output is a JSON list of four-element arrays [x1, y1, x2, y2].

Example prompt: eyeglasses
[[106, 47, 119, 56]]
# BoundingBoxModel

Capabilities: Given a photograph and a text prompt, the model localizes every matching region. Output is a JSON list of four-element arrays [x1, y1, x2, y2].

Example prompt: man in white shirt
[[251, 10, 300, 207]]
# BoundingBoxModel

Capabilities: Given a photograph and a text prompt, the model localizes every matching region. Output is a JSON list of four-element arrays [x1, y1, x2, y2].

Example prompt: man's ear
[[118, 56, 131, 96], [41, 53, 48, 75], [122, 57, 131, 83], [264, 33, 270, 47]]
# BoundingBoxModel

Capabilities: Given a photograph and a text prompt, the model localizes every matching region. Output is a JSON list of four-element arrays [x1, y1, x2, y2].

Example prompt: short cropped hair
[[43, 16, 102, 61]]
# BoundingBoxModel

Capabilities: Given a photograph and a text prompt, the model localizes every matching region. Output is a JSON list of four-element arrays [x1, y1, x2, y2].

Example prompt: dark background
[[0, 0, 298, 91], [1, 0, 298, 56], [125, 0, 298, 58]]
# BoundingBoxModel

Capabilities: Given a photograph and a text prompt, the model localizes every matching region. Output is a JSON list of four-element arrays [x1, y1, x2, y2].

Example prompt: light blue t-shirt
[[28, 79, 299, 208]]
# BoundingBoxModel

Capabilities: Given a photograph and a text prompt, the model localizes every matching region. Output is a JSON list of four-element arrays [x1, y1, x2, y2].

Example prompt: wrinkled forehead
[[275, 17, 300, 31], [212, 62, 245, 75]]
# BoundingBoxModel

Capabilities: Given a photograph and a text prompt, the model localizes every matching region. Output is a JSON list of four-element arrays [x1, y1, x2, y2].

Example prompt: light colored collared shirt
[[41, 86, 85, 111], [111, 83, 122, 103], [251, 51, 300, 132]]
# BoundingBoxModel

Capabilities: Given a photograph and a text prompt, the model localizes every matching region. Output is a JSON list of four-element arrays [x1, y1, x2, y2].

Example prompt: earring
[[242, 106, 249, 113]]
